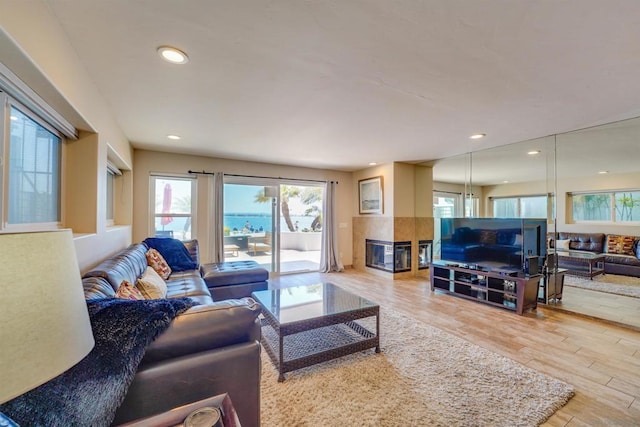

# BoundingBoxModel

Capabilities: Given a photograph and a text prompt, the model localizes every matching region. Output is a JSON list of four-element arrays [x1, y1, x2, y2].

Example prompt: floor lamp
[[0, 230, 95, 423]]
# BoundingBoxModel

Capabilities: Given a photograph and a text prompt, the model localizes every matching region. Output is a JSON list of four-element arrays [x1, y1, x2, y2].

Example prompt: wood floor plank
[[267, 270, 640, 426]]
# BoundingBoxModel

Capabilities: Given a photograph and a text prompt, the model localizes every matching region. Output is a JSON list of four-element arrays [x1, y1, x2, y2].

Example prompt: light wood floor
[[549, 286, 640, 331], [268, 269, 640, 426]]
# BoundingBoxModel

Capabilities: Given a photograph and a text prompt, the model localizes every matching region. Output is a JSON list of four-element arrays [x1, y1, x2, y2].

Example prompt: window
[[106, 170, 114, 223], [492, 195, 547, 218], [3, 100, 62, 228], [106, 160, 122, 225], [433, 191, 462, 218], [151, 176, 195, 240], [571, 191, 640, 223]]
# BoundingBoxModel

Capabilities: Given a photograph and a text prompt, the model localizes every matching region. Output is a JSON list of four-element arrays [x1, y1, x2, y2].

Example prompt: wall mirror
[[426, 117, 640, 329]]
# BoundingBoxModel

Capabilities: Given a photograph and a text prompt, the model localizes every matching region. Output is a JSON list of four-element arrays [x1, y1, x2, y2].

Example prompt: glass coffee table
[[551, 250, 606, 280], [252, 283, 380, 382]]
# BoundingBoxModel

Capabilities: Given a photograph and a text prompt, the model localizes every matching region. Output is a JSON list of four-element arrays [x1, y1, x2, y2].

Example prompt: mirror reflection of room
[[429, 117, 640, 330]]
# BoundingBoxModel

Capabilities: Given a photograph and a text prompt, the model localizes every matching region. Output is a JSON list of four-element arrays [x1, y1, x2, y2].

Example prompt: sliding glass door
[[223, 177, 323, 274]]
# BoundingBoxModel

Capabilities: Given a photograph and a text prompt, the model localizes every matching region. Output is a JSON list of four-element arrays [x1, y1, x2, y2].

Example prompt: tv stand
[[430, 261, 540, 315]]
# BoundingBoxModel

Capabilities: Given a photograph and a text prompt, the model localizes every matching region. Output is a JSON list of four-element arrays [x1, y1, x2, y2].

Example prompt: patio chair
[[248, 232, 272, 255]]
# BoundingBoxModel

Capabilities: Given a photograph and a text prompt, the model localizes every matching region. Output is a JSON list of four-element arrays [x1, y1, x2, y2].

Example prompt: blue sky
[[224, 184, 271, 214], [223, 184, 319, 215]]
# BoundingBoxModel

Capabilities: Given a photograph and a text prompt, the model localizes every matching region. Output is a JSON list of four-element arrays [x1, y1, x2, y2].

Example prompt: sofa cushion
[[84, 243, 149, 289], [83, 276, 117, 299], [479, 230, 497, 245], [555, 239, 571, 251], [201, 261, 269, 288], [144, 238, 198, 272], [137, 267, 168, 299], [146, 248, 172, 279], [166, 270, 213, 305], [115, 280, 145, 300], [604, 253, 640, 267], [557, 232, 605, 253], [606, 234, 636, 256]]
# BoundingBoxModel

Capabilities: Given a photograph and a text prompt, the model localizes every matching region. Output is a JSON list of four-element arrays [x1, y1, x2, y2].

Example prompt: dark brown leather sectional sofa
[[548, 232, 640, 277], [81, 240, 262, 426]]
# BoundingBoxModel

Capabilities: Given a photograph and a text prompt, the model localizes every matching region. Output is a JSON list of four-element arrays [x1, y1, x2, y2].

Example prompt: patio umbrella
[[161, 183, 173, 227]]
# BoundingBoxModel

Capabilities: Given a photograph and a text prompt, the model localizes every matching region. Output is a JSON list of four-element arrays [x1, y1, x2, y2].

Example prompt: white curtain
[[212, 172, 225, 262], [320, 181, 344, 272]]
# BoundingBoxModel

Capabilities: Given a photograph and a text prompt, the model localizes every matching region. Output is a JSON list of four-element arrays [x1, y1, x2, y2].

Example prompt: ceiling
[[429, 115, 640, 186], [45, 0, 640, 172]]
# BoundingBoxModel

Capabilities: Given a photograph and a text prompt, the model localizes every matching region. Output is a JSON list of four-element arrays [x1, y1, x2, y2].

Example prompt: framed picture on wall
[[359, 176, 383, 214]]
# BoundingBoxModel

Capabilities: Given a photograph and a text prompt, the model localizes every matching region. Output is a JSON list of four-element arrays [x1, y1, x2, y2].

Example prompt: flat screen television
[[439, 218, 547, 274]]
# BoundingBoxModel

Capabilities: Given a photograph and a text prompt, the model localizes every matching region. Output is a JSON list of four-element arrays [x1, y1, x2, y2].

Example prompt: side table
[[118, 393, 240, 427]]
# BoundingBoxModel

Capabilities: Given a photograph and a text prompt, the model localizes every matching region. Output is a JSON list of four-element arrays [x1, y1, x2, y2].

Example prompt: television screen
[[440, 218, 546, 273]]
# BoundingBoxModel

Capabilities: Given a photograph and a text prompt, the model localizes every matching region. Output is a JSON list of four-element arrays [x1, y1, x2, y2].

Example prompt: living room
[[1, 1, 640, 426]]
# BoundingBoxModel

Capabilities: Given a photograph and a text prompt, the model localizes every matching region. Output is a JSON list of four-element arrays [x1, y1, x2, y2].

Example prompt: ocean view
[[224, 214, 317, 232]]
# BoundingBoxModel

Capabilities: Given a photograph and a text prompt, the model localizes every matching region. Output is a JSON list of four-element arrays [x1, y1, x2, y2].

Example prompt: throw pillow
[[143, 238, 198, 272], [115, 280, 145, 300], [479, 230, 497, 245], [606, 234, 635, 256], [146, 248, 172, 279], [137, 266, 168, 299], [555, 239, 571, 251]]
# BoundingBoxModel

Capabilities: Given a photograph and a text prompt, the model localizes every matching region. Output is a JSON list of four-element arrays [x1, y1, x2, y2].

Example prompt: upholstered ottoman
[[201, 260, 269, 301]]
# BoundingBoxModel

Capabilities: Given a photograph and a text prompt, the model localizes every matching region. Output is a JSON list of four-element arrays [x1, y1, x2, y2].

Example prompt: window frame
[[1, 93, 65, 232], [149, 174, 197, 240]]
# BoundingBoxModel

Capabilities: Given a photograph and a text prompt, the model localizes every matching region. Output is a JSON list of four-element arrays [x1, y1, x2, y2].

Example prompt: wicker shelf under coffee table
[[252, 283, 380, 382]]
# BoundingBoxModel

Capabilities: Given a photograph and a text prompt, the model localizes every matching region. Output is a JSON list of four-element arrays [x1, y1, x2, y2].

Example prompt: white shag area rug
[[564, 274, 640, 298], [260, 309, 574, 427]]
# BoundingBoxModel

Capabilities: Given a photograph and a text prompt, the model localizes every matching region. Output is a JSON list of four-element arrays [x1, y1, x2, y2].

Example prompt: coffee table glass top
[[252, 283, 378, 324], [549, 250, 604, 260]]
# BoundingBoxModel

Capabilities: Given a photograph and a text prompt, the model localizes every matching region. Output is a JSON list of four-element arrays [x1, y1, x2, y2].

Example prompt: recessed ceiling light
[[503, 180, 509, 183], [527, 150, 541, 155], [10, 115, 17, 121], [167, 134, 181, 140], [157, 46, 189, 64], [598, 170, 609, 174], [369, 162, 377, 166], [469, 133, 486, 140]]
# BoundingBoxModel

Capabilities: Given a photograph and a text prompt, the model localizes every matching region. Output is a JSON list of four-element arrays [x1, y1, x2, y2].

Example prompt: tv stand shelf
[[430, 262, 540, 315]]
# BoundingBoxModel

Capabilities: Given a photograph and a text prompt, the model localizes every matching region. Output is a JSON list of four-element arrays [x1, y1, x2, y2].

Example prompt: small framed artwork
[[359, 176, 383, 214]]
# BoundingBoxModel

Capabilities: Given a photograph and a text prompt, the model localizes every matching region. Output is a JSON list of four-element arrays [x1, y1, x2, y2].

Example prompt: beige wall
[[353, 164, 394, 217], [393, 162, 415, 217], [0, 2, 134, 271], [133, 149, 354, 265]]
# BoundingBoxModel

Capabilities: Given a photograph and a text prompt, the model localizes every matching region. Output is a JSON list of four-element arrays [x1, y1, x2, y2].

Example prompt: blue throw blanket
[[0, 297, 197, 426], [144, 237, 198, 271]]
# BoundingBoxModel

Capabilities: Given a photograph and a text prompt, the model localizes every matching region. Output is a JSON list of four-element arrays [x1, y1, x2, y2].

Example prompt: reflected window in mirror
[[570, 190, 640, 223], [492, 195, 548, 218], [464, 195, 479, 217]]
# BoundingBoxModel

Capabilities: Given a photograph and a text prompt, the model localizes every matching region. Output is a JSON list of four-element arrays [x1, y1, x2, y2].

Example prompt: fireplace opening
[[365, 239, 411, 273]]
